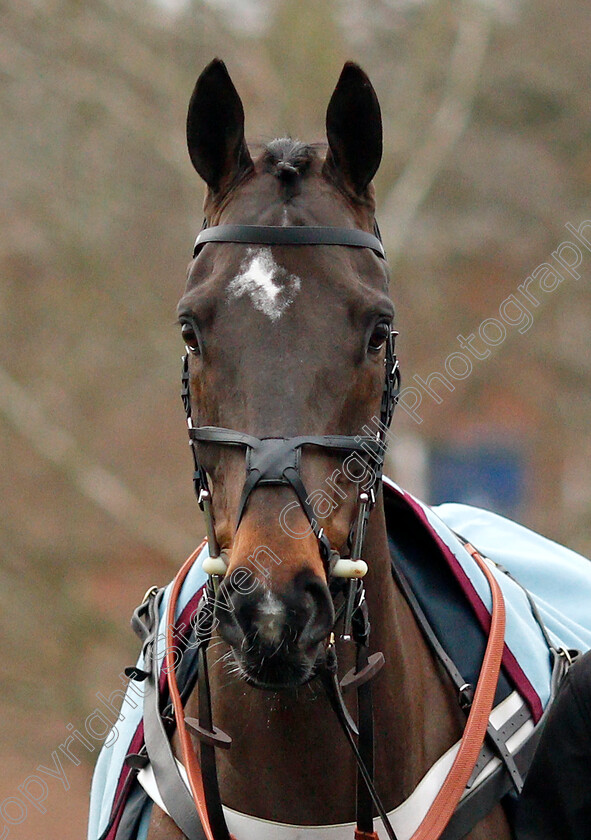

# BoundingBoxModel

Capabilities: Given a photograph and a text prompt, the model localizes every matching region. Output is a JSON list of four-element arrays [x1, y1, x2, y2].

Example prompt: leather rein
[[163, 222, 507, 840]]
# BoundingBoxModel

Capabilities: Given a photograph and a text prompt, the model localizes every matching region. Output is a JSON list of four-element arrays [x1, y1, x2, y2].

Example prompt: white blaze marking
[[256, 592, 286, 646], [227, 247, 301, 322]]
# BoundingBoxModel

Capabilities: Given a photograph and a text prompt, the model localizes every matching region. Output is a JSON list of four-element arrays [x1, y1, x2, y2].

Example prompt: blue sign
[[429, 444, 525, 517]]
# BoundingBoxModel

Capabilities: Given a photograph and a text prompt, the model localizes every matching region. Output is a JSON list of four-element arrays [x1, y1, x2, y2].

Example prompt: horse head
[[178, 59, 394, 689]]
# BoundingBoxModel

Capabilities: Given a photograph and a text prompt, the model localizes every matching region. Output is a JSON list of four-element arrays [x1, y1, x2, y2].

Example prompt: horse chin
[[231, 644, 327, 691]]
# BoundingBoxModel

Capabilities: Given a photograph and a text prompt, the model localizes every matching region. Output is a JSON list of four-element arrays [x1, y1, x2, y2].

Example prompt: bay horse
[[146, 59, 512, 840]]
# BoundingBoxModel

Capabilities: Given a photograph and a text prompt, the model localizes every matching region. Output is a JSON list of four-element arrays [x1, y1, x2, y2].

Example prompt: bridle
[[182, 220, 401, 636]]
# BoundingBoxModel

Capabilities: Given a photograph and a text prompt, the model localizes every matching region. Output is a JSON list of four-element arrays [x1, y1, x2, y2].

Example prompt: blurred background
[[1, 0, 590, 835]]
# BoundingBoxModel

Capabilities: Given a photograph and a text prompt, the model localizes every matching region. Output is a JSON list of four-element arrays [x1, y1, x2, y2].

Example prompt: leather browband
[[193, 224, 386, 260]]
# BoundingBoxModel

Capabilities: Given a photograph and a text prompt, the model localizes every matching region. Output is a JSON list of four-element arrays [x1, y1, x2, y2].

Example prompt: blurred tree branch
[[381, 0, 493, 265], [0, 364, 194, 559]]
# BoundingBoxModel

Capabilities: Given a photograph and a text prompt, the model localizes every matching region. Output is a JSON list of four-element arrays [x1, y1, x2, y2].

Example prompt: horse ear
[[323, 62, 382, 196], [186, 59, 253, 193]]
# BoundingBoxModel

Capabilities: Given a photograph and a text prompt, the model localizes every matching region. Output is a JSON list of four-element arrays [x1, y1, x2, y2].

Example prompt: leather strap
[[354, 643, 377, 836], [140, 586, 208, 840], [440, 686, 555, 840], [164, 547, 228, 840], [390, 554, 523, 793], [408, 543, 506, 840], [320, 663, 398, 840], [193, 224, 386, 259], [195, 641, 232, 840], [190, 427, 382, 456], [282, 466, 332, 560]]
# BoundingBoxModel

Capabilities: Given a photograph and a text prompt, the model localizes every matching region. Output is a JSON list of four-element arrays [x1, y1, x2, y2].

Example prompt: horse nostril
[[298, 577, 335, 650], [214, 581, 254, 647]]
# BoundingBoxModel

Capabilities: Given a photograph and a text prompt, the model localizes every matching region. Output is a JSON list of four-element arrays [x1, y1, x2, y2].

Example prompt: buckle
[[459, 682, 474, 709], [555, 645, 578, 665], [141, 585, 159, 605]]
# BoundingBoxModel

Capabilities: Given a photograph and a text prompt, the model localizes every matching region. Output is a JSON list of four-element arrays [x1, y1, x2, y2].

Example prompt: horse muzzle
[[214, 569, 335, 688]]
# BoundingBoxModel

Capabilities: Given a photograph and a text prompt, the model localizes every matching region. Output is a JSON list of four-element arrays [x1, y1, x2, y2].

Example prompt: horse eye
[[367, 323, 390, 354], [181, 322, 201, 355]]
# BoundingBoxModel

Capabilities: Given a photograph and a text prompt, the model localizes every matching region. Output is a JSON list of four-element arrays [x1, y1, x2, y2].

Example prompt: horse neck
[[201, 493, 464, 823]]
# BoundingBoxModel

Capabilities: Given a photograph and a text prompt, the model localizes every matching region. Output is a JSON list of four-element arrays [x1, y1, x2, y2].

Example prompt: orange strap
[[408, 543, 506, 840], [165, 541, 217, 840]]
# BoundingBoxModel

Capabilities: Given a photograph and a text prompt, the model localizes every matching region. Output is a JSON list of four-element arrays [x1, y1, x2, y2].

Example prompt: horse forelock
[[254, 139, 321, 200], [261, 139, 321, 174]]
